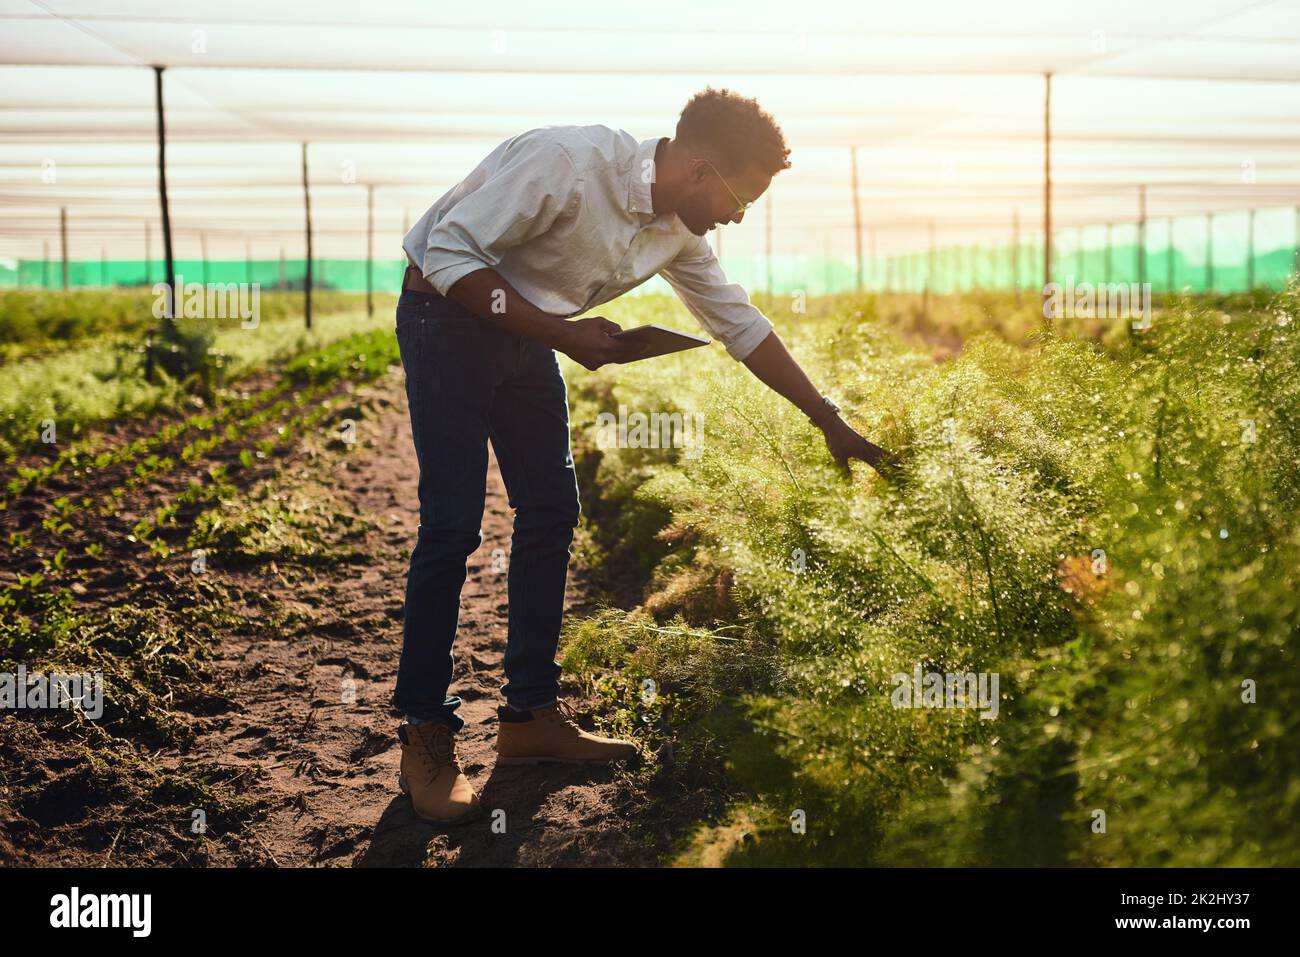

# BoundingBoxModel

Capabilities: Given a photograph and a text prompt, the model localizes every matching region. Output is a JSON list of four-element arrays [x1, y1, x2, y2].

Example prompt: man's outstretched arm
[[741, 330, 894, 476], [659, 236, 895, 476]]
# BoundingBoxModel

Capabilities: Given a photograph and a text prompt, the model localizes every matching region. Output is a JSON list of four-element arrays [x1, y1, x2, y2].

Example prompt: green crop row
[[561, 287, 1300, 866], [0, 287, 390, 358], [0, 306, 393, 462]]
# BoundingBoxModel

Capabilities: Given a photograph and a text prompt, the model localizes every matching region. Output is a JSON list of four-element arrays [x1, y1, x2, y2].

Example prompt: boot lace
[[553, 699, 583, 728], [417, 723, 460, 770]]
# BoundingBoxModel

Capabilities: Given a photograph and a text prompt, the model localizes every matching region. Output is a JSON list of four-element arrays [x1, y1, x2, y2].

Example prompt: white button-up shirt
[[401, 125, 775, 361]]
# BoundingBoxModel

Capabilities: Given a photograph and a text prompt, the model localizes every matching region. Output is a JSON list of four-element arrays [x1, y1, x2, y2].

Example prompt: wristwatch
[[808, 395, 841, 427]]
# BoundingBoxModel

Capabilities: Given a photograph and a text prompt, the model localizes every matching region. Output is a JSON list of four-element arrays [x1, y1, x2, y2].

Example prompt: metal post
[[366, 183, 375, 317], [765, 192, 773, 293], [1043, 72, 1053, 292], [925, 221, 935, 306], [1206, 213, 1213, 294], [926, 220, 935, 314], [302, 142, 313, 329], [1105, 223, 1113, 283], [850, 146, 863, 292], [153, 65, 176, 318], [1294, 205, 1299, 278], [823, 234, 832, 295], [1013, 208, 1022, 304], [1137, 184, 1147, 289], [59, 206, 69, 290], [1247, 208, 1256, 290], [869, 226, 877, 291], [1167, 217, 1175, 292]]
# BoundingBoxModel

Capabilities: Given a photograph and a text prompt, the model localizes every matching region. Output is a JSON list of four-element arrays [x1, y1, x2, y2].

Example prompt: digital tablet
[[610, 324, 711, 361]]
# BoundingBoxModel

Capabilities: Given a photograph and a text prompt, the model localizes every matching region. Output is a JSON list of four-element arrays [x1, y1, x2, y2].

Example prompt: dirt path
[[178, 379, 651, 867]]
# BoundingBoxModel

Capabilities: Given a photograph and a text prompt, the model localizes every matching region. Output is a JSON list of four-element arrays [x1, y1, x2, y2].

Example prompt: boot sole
[[398, 776, 483, 825], [495, 754, 635, 766]]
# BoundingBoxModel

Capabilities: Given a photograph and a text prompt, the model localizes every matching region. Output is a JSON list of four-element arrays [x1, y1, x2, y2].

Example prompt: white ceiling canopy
[[1, 0, 1298, 262]]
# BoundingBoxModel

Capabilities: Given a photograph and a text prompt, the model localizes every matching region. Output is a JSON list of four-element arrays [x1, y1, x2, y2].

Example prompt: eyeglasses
[[699, 158, 754, 217]]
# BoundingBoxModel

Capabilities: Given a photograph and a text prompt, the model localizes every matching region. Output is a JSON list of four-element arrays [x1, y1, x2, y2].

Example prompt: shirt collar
[[627, 136, 663, 220]]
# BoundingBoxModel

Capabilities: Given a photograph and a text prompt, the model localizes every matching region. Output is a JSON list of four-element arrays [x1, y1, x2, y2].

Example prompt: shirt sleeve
[[420, 132, 583, 295], [659, 234, 775, 361]]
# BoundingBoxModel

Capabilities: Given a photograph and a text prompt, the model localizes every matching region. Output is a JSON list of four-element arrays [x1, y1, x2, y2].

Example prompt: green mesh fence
[[867, 205, 1300, 296], [4, 205, 1297, 296], [0, 258, 411, 294]]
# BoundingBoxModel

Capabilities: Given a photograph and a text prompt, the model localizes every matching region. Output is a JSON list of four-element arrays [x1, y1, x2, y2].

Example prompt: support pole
[[1106, 223, 1113, 282], [1167, 217, 1175, 292], [1013, 208, 1022, 305], [302, 142, 313, 329], [765, 192, 773, 294], [1137, 184, 1147, 289], [850, 146, 863, 292], [60, 206, 69, 290], [366, 183, 375, 317], [1206, 213, 1214, 294], [1294, 205, 1299, 278], [1042, 72, 1053, 293], [823, 234, 832, 295], [153, 65, 176, 318], [869, 226, 877, 291], [926, 220, 936, 315], [1247, 208, 1256, 290]]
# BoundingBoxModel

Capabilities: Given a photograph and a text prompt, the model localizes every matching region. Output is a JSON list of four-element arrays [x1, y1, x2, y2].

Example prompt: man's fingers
[[607, 337, 650, 363]]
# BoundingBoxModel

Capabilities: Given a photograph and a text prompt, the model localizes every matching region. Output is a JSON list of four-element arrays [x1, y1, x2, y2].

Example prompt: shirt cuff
[[423, 256, 490, 297], [722, 315, 775, 362]]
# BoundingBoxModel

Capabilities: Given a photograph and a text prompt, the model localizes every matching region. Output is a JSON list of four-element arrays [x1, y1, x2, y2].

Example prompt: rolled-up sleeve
[[421, 133, 583, 295], [660, 234, 775, 361]]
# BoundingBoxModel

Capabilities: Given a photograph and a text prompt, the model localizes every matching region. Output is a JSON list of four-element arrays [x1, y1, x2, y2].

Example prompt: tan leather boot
[[495, 701, 638, 765], [397, 721, 481, 823]]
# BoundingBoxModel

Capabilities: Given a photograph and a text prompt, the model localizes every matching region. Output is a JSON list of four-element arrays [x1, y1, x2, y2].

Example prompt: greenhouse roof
[[2, 0, 1299, 263]]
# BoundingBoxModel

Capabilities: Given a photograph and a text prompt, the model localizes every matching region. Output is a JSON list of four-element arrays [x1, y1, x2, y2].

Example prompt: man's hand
[[819, 415, 900, 479], [557, 316, 648, 370]]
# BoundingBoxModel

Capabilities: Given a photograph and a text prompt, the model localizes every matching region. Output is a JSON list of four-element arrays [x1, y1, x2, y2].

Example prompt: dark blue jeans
[[392, 287, 580, 730]]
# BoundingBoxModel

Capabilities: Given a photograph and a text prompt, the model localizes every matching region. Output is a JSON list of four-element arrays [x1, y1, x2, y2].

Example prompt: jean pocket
[[395, 311, 424, 361]]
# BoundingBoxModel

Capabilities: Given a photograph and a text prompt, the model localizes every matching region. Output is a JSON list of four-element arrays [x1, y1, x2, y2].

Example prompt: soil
[[0, 371, 662, 867], [184, 390, 654, 867]]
